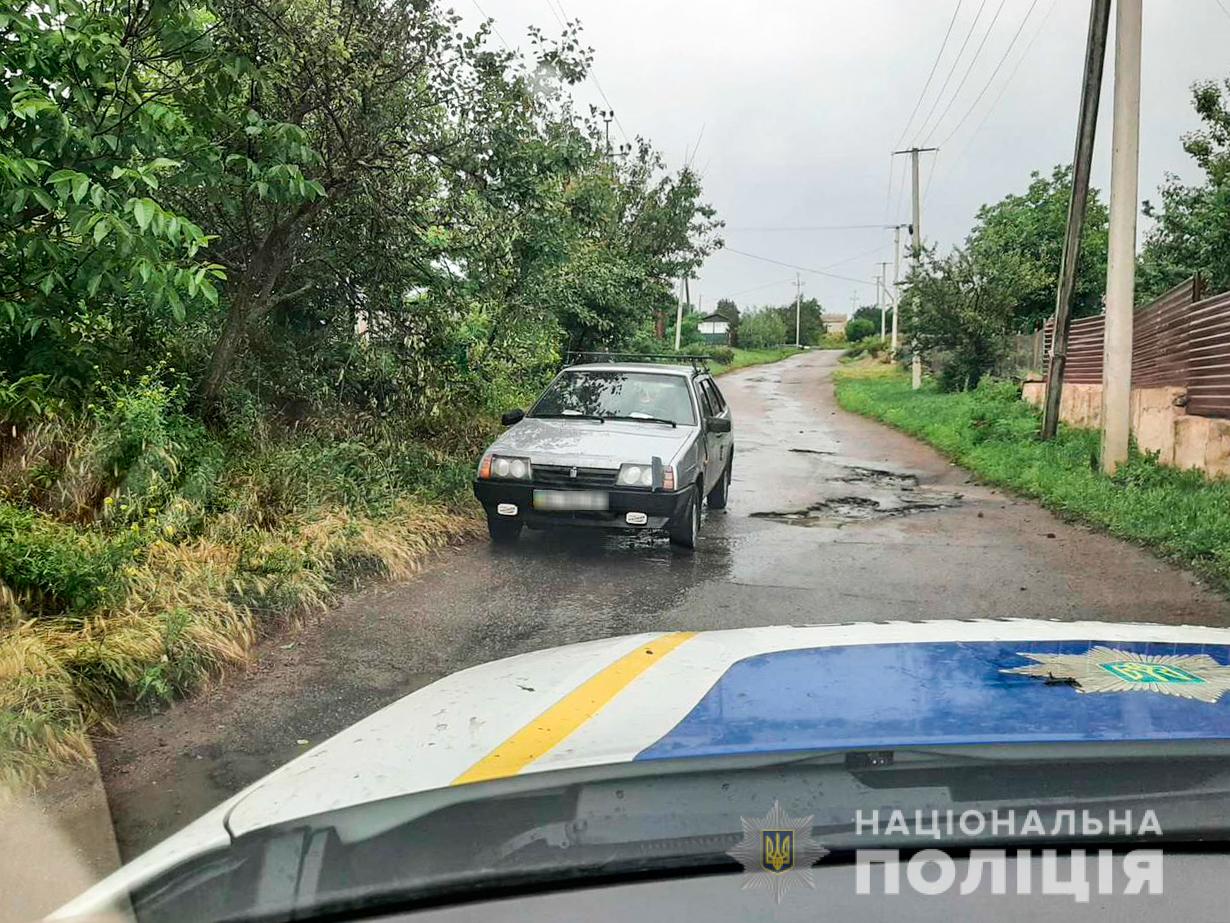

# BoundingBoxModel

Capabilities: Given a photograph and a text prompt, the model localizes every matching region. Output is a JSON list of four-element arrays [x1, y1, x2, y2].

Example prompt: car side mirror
[[501, 408, 525, 426], [706, 416, 732, 433]]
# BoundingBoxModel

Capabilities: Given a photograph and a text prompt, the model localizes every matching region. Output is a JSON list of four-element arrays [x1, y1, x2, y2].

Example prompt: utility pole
[[893, 147, 937, 389], [674, 277, 685, 351], [1042, 0, 1112, 440], [794, 274, 802, 347], [878, 261, 890, 340], [885, 223, 906, 355], [1100, 0, 1142, 474], [599, 109, 614, 155]]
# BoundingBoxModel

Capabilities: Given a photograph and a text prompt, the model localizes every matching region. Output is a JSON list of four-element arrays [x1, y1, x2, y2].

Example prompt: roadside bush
[[739, 311, 788, 349], [844, 336, 888, 359], [705, 345, 735, 364], [845, 317, 877, 342], [0, 504, 137, 618]]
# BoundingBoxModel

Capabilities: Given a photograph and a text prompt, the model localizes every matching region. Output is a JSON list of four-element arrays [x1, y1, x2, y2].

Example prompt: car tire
[[486, 514, 522, 544], [707, 459, 731, 510], [668, 487, 700, 550]]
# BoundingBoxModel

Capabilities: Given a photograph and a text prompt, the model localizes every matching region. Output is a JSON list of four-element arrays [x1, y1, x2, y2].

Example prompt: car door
[[704, 377, 733, 476], [696, 376, 730, 490]]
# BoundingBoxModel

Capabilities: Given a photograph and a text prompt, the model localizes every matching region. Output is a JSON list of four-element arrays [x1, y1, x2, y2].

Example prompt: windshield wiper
[[530, 413, 606, 423], [605, 414, 678, 428]]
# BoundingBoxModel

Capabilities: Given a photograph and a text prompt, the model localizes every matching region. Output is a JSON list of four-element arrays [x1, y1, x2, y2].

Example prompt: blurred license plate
[[533, 490, 608, 511]]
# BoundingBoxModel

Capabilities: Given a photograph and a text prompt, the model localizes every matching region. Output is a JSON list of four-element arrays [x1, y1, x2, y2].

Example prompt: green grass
[[714, 346, 799, 375], [834, 365, 1230, 591]]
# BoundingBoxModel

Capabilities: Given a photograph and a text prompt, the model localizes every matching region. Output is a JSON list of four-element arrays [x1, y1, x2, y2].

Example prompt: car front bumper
[[473, 479, 692, 530]]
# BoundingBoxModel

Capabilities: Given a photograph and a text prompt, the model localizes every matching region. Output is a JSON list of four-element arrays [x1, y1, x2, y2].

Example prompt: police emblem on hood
[[727, 801, 828, 902], [1003, 646, 1230, 703]]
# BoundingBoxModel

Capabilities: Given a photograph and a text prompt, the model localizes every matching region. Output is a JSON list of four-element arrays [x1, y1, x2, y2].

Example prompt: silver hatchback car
[[473, 354, 734, 549]]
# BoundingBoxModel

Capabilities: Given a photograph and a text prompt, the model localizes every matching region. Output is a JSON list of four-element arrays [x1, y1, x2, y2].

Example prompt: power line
[[725, 276, 797, 299], [912, 0, 989, 145], [894, 0, 965, 149], [821, 240, 893, 271], [718, 247, 876, 287], [933, 0, 1060, 186], [546, 0, 630, 145], [1216, 0, 1230, 21], [726, 223, 890, 232], [937, 0, 1041, 149], [921, 0, 1011, 144], [470, 0, 512, 50]]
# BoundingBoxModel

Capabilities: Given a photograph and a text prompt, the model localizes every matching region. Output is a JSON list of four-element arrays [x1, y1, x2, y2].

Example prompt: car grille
[[534, 464, 620, 489]]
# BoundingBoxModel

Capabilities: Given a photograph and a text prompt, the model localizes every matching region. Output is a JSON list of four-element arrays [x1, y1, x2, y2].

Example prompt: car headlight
[[617, 463, 655, 488], [481, 454, 532, 480]]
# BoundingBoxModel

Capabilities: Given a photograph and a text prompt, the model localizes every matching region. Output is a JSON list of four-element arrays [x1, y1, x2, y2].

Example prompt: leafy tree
[[714, 297, 740, 345], [1139, 79, 1230, 299], [901, 247, 1019, 391], [738, 309, 787, 348], [845, 317, 876, 342], [0, 0, 224, 394], [965, 165, 1108, 332]]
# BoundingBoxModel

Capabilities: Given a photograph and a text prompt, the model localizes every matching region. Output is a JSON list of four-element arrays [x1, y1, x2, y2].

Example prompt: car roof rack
[[563, 351, 711, 374]]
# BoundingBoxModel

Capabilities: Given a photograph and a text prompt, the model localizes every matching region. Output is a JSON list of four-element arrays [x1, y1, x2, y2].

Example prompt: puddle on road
[[750, 494, 954, 527]]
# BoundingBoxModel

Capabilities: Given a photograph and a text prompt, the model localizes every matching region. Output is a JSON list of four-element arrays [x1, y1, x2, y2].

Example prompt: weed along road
[[43, 350, 1230, 880]]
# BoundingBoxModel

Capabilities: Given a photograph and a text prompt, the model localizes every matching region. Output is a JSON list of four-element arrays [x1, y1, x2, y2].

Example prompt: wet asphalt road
[[27, 349, 1230, 909]]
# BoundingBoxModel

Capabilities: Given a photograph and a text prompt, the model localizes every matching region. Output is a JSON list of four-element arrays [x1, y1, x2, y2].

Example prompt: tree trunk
[[200, 298, 251, 413]]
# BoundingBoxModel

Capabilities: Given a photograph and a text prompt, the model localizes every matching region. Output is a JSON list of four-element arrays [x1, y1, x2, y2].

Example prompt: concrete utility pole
[[1042, 0, 1112, 441], [893, 147, 937, 389], [878, 261, 890, 340], [794, 273, 803, 347], [674, 277, 685, 351], [888, 223, 905, 355], [1100, 0, 1142, 474]]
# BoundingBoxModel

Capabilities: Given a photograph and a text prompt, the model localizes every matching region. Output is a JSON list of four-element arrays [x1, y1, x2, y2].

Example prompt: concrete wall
[[1021, 380, 1230, 478]]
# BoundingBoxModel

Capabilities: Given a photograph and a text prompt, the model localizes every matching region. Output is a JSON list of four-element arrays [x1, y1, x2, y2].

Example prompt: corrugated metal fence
[[1039, 276, 1230, 418]]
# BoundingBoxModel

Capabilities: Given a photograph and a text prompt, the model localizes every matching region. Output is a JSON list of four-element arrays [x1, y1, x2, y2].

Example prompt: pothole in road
[[837, 465, 919, 489], [789, 447, 835, 456], [750, 494, 955, 527]]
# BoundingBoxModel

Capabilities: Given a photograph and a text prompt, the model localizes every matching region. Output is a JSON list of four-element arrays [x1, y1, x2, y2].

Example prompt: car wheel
[[668, 487, 700, 550], [486, 514, 522, 544], [707, 459, 731, 510]]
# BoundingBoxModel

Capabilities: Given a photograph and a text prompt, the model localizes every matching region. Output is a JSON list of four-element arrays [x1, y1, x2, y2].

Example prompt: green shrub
[[845, 317, 877, 342], [0, 504, 137, 617], [705, 345, 735, 364]]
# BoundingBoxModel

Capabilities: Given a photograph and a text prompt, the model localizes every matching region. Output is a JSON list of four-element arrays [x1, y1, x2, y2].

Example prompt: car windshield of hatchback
[[530, 371, 697, 425]]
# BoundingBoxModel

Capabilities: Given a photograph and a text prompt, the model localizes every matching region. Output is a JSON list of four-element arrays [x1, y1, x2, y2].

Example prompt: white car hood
[[55, 619, 1230, 918], [488, 417, 691, 468]]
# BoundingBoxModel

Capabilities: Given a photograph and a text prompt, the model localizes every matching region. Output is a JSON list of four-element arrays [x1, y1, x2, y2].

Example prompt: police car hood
[[54, 619, 1230, 917]]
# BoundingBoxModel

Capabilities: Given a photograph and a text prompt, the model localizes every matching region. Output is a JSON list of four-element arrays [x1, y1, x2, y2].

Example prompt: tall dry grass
[[0, 498, 480, 798]]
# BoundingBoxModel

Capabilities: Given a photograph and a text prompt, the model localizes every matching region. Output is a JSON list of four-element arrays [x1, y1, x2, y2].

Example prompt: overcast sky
[[460, 1, 1230, 317]]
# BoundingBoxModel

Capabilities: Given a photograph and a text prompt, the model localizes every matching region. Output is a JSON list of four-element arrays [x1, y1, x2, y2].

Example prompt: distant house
[[822, 313, 848, 335], [697, 311, 731, 345]]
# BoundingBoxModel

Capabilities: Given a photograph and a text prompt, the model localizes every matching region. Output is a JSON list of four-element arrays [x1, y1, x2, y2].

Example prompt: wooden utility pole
[[1042, 0, 1112, 440], [1100, 0, 1142, 473]]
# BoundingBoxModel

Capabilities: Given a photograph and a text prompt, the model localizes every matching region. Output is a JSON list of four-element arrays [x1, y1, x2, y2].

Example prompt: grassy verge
[[834, 363, 1230, 590], [713, 346, 799, 375], [0, 382, 487, 795]]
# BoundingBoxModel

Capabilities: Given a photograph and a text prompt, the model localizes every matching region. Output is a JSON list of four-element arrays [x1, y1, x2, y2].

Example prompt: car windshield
[[530, 371, 696, 425], [118, 743, 1230, 923]]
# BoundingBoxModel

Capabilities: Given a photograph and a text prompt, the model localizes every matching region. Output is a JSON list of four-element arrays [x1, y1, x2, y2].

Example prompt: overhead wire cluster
[[886, 0, 1056, 214]]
